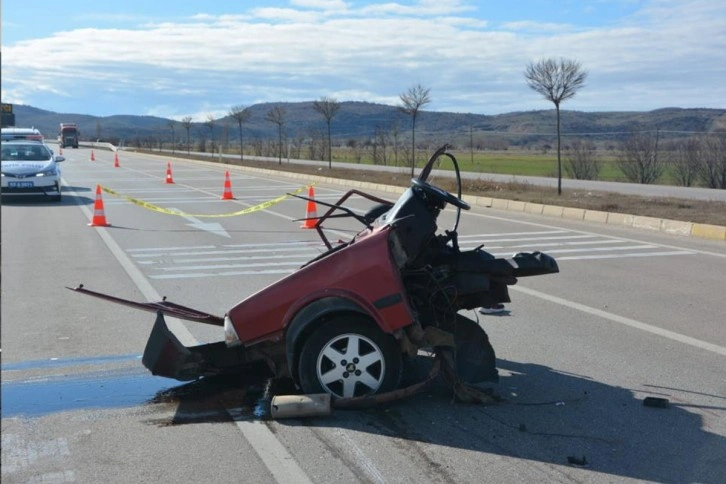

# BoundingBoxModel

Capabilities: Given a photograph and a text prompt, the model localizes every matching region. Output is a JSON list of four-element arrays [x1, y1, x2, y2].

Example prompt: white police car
[[1, 127, 44, 142], [1, 140, 64, 202]]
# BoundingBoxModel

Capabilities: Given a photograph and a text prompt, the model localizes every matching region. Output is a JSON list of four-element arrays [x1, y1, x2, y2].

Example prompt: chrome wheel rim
[[316, 333, 386, 399]]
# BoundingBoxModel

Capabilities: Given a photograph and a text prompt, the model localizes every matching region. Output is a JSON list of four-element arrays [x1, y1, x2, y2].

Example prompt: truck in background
[[58, 123, 80, 148]]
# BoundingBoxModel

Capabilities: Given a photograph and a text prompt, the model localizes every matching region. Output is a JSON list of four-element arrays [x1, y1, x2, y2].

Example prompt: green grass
[[218, 146, 709, 187], [332, 149, 631, 181]]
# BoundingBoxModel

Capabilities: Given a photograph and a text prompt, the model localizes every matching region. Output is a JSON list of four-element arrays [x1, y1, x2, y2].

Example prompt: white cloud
[[290, 0, 348, 9], [500, 21, 577, 32]]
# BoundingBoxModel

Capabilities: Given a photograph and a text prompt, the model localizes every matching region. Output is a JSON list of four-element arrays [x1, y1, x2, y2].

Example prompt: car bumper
[[1, 177, 61, 196]]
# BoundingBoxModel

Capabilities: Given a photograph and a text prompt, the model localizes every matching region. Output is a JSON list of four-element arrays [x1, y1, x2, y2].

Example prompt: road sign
[[1, 103, 15, 127]]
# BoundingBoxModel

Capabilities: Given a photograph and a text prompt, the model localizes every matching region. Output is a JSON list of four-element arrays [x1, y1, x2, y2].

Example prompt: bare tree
[[564, 139, 600, 180], [205, 115, 216, 153], [699, 133, 726, 188], [390, 122, 402, 166], [221, 123, 230, 154], [251, 138, 264, 157], [266, 106, 286, 164], [617, 130, 664, 184], [313, 97, 341, 169], [181, 116, 193, 154], [229, 105, 251, 162], [670, 137, 702, 187], [167, 119, 176, 153], [372, 125, 388, 165], [524, 58, 587, 194], [399, 83, 431, 176], [307, 128, 325, 161], [469, 125, 475, 165], [290, 136, 305, 159]]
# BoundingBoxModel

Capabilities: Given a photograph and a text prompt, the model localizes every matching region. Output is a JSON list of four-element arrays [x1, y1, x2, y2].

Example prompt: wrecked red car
[[70, 144, 559, 401]]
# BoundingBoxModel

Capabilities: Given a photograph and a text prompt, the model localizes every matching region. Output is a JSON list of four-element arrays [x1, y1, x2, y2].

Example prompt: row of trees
[[161, 58, 587, 192], [563, 132, 726, 188], [164, 85, 432, 174], [130, 121, 725, 189], [129, 56, 724, 190]]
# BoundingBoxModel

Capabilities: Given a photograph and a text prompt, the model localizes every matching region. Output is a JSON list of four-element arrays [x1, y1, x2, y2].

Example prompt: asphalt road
[[2, 148, 725, 483]]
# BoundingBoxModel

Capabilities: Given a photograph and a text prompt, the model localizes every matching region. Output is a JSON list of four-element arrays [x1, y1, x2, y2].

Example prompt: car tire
[[450, 314, 498, 384], [298, 315, 402, 399], [51, 183, 62, 202]]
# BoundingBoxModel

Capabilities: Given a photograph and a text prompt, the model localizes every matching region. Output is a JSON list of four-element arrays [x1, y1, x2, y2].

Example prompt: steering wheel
[[411, 178, 470, 210]]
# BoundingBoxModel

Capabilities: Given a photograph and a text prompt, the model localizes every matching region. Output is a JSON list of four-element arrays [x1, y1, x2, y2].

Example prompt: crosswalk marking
[[128, 230, 696, 280]]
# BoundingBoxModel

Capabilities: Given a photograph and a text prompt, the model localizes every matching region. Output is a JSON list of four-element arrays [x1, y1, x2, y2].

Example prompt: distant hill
[[8, 102, 726, 148]]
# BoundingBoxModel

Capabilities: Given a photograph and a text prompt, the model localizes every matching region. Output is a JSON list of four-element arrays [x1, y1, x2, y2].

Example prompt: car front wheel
[[51, 182, 62, 202], [298, 315, 402, 399]]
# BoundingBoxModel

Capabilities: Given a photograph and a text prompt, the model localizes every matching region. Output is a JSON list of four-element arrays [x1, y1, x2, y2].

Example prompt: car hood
[[1, 160, 56, 175]]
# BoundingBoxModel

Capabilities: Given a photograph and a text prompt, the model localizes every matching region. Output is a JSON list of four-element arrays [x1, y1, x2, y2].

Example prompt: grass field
[[332, 148, 680, 184]]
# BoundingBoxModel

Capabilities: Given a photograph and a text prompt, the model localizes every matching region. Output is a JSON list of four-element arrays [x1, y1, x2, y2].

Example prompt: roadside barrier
[[98, 184, 309, 218]]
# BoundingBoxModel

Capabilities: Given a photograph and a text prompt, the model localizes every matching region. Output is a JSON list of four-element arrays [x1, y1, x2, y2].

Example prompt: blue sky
[[2, 0, 724, 120]]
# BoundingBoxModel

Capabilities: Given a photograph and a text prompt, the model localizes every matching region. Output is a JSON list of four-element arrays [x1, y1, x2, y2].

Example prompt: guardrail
[[47, 140, 118, 151]]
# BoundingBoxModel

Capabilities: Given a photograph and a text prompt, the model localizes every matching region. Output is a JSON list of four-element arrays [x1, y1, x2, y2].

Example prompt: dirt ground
[[166, 152, 726, 227]]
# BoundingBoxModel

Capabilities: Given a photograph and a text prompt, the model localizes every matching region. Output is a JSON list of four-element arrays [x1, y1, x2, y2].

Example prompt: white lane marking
[[511, 244, 659, 254], [513, 285, 726, 357], [129, 246, 322, 258], [157, 260, 310, 272], [150, 269, 296, 279], [1, 434, 71, 475], [336, 429, 387, 484], [506, 239, 626, 248], [458, 230, 569, 238], [132, 230, 693, 280], [226, 412, 314, 484], [461, 244, 655, 254], [70, 187, 313, 484], [464, 210, 726, 259], [127, 245, 217, 252], [73, 195, 198, 346], [224, 241, 325, 248], [138, 254, 313, 265], [170, 208, 231, 238], [461, 234, 598, 243], [556, 250, 695, 260]]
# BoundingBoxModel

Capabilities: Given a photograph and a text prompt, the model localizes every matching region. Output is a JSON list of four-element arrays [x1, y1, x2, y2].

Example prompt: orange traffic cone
[[90, 150, 95, 161], [300, 185, 318, 229], [165, 162, 175, 184], [114, 151, 120, 168], [220, 171, 235, 200], [88, 184, 110, 227], [59, 147, 63, 155]]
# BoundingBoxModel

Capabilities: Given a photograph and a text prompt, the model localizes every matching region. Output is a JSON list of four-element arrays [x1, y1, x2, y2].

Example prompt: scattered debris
[[271, 394, 332, 419]]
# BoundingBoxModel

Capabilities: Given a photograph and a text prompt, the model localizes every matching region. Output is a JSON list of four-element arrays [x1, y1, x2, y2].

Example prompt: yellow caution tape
[[100, 184, 310, 218]]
